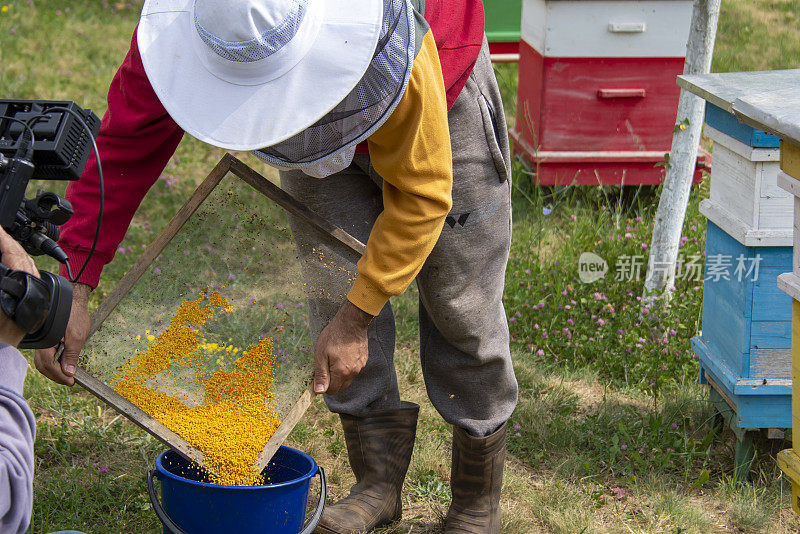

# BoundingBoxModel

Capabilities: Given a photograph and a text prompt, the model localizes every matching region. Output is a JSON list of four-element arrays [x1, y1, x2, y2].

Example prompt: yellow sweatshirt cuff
[[347, 275, 392, 316]]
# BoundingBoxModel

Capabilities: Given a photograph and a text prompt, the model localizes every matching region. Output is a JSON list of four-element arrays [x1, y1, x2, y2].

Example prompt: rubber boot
[[315, 402, 419, 534], [444, 423, 506, 533]]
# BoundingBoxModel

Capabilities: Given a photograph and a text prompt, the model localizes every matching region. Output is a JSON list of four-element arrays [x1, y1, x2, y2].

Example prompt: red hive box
[[510, 0, 709, 185]]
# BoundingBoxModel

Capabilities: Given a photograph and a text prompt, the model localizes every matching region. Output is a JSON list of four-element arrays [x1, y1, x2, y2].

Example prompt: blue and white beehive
[[693, 221, 792, 428], [679, 72, 792, 433]]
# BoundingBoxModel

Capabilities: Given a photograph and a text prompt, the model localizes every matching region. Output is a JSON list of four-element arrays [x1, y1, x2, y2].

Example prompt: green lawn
[[2, 0, 800, 532]]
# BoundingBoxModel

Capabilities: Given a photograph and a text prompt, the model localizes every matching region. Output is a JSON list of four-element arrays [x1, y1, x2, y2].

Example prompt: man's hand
[[314, 300, 373, 395], [0, 227, 39, 347], [33, 283, 91, 386]]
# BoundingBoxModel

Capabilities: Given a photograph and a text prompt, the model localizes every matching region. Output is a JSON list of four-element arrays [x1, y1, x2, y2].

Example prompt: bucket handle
[[147, 469, 189, 534], [300, 465, 326, 534], [147, 466, 327, 534]]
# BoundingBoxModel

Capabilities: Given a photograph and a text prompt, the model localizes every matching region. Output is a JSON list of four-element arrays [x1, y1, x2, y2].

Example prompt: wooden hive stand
[[678, 71, 800, 481], [510, 0, 709, 185]]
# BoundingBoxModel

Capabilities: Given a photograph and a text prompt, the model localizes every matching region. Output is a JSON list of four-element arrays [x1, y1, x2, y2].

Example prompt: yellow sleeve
[[346, 30, 453, 316]]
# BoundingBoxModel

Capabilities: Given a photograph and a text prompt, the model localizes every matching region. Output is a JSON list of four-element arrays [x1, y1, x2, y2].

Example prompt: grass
[[2, 0, 800, 532]]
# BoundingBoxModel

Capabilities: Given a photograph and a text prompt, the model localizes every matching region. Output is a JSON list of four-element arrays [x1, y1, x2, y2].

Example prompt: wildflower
[[525, 268, 530, 274], [669, 329, 677, 336], [597, 318, 606, 326], [570, 214, 577, 221], [153, 267, 162, 275], [509, 317, 517, 324], [542, 207, 552, 215], [620, 444, 627, 450], [567, 319, 574, 325], [513, 423, 521, 430], [99, 467, 109, 474], [536, 349, 544, 356], [276, 302, 284, 309], [671, 422, 678, 430]]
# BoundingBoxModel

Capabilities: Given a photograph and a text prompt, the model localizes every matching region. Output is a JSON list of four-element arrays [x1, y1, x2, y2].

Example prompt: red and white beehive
[[510, 0, 709, 185]]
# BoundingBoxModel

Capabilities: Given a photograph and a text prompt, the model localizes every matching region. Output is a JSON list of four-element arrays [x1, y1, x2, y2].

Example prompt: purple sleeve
[[0, 343, 35, 534]]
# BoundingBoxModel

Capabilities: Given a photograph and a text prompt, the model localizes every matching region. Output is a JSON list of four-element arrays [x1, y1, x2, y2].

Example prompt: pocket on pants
[[477, 93, 510, 183]]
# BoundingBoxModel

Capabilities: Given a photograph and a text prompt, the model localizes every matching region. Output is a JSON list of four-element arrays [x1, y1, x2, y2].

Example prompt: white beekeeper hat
[[137, 0, 413, 160]]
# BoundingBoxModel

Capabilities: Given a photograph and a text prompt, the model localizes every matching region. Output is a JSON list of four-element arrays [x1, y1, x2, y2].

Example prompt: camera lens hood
[[18, 271, 72, 350]]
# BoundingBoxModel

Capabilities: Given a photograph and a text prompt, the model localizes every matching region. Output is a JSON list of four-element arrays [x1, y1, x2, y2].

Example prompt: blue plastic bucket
[[147, 447, 326, 534]]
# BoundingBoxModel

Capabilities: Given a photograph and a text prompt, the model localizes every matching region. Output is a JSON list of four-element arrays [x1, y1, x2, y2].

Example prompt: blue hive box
[[705, 103, 781, 148], [692, 222, 792, 429]]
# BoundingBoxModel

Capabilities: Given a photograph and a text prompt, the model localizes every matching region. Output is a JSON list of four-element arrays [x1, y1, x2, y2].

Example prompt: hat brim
[[137, 0, 382, 151]]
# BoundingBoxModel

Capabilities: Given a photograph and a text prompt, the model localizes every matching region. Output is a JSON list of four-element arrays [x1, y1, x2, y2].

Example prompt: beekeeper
[[34, 0, 518, 532]]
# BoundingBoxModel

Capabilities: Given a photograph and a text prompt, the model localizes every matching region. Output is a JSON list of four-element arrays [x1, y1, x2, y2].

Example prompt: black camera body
[[0, 100, 101, 348]]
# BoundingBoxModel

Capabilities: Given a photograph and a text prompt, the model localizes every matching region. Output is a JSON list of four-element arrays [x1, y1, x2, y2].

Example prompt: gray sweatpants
[[279, 39, 518, 437]]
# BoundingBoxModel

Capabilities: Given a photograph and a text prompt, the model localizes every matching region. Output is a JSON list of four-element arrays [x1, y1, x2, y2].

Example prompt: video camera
[[0, 100, 101, 349]]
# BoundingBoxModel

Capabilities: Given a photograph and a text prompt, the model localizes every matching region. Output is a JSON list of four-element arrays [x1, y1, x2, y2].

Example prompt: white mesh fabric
[[252, 0, 414, 177], [195, 0, 307, 62]]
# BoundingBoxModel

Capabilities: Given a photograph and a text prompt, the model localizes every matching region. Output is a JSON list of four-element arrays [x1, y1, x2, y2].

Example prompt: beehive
[[510, 0, 707, 185], [691, 221, 792, 430], [678, 71, 800, 481], [483, 0, 523, 61]]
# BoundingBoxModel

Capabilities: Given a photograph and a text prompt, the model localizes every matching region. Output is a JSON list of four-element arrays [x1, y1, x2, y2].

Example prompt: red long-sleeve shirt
[[59, 0, 485, 288]]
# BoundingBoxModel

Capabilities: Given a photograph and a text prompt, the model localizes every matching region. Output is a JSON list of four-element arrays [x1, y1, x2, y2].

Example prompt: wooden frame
[[74, 154, 366, 472]]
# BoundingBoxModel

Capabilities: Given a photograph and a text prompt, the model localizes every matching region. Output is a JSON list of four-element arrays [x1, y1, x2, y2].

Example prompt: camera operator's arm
[[0, 227, 39, 534], [34, 26, 184, 385]]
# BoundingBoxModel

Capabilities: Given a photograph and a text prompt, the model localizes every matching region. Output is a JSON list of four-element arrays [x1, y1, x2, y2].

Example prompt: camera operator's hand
[[0, 228, 40, 347], [33, 284, 91, 386]]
